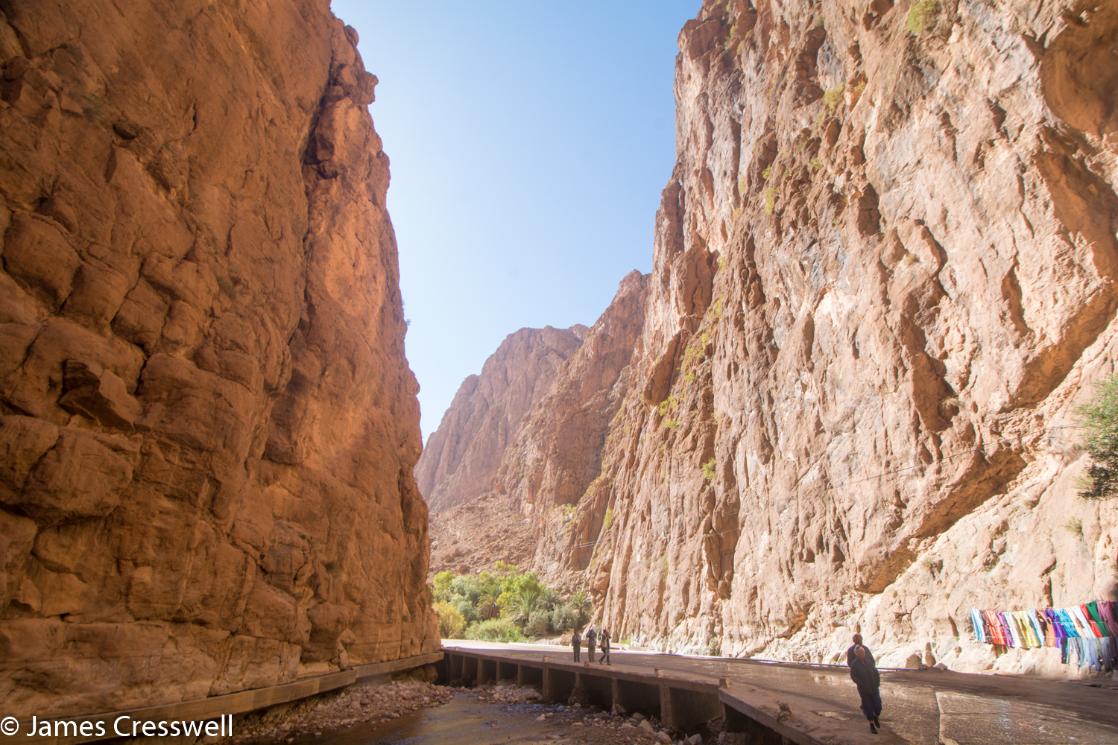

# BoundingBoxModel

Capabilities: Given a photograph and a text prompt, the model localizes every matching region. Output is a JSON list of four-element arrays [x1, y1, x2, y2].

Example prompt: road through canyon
[[445, 641, 1118, 745]]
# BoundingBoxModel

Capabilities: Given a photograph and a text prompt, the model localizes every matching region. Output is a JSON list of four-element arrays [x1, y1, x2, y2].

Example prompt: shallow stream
[[285, 691, 660, 745]]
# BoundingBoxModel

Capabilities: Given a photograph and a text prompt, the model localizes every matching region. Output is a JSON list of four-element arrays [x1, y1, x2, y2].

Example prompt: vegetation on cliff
[[1080, 375, 1118, 499], [431, 563, 590, 641]]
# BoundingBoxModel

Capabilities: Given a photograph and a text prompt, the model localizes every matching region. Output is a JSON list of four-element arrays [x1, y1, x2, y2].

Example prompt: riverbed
[[284, 687, 676, 745]]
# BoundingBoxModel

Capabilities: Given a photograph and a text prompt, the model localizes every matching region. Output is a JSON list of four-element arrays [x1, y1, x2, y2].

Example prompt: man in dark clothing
[[571, 629, 581, 662], [846, 633, 875, 669], [849, 645, 883, 734], [585, 627, 597, 664], [599, 629, 611, 665]]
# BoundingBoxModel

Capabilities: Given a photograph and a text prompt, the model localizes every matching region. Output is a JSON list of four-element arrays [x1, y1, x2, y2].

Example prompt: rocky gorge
[[0, 0, 1116, 736], [0, 0, 436, 719], [422, 0, 1118, 676]]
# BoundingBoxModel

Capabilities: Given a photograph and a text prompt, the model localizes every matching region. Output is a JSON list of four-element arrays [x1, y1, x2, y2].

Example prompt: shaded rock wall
[[417, 325, 587, 513], [425, 274, 648, 585], [497, 271, 649, 586], [0, 0, 436, 717]]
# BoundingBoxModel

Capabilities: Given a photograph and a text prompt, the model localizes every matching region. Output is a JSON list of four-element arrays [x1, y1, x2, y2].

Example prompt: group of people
[[571, 627, 611, 664], [569, 627, 880, 731]]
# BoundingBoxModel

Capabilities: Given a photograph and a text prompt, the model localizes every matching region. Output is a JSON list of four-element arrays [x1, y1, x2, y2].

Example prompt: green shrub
[[568, 590, 591, 629], [702, 458, 716, 482], [465, 618, 524, 643], [1079, 374, 1118, 498], [763, 187, 776, 214], [553, 503, 576, 523], [602, 506, 614, 532], [906, 0, 938, 34], [434, 601, 466, 639], [526, 609, 553, 637], [822, 83, 844, 111], [550, 603, 579, 633], [682, 341, 704, 370], [478, 599, 501, 620], [496, 570, 546, 625], [431, 570, 455, 603], [431, 565, 587, 640]]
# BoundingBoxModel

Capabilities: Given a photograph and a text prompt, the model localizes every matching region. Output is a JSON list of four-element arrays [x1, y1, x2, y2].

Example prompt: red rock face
[[0, 0, 436, 716], [423, 273, 648, 585], [428, 1, 1118, 675], [417, 325, 588, 514]]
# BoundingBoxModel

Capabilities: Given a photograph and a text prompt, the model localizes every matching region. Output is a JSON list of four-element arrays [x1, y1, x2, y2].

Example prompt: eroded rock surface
[[592, 0, 1118, 674], [0, 0, 436, 716], [429, 0, 1118, 675], [417, 325, 587, 513], [425, 274, 648, 585]]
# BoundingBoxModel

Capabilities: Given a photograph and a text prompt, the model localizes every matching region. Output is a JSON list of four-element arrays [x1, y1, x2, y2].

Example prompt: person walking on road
[[599, 628, 611, 665], [585, 627, 597, 664], [571, 628, 581, 662], [849, 645, 883, 734]]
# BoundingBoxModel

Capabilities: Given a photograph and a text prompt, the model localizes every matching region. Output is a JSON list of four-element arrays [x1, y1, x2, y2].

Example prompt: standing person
[[599, 629, 611, 665], [585, 627, 597, 664], [849, 645, 883, 734], [571, 628, 581, 662]]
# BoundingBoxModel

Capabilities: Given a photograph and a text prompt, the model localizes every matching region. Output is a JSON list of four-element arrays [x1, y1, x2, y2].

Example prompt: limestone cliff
[[417, 325, 587, 513], [582, 0, 1118, 674], [425, 274, 648, 583], [432, 0, 1118, 675], [0, 0, 437, 717]]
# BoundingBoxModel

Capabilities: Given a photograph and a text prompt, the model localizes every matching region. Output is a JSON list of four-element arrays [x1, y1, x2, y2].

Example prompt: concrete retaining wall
[[10, 651, 444, 745], [440, 649, 822, 744]]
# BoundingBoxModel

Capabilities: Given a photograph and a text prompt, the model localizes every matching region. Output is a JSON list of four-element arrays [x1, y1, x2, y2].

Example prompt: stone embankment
[[232, 679, 451, 744]]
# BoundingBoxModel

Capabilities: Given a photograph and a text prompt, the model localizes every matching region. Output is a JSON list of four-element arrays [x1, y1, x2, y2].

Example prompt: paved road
[[445, 641, 1118, 744]]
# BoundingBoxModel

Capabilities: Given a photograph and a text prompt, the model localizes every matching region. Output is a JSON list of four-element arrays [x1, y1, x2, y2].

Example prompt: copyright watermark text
[[1, 714, 234, 738]]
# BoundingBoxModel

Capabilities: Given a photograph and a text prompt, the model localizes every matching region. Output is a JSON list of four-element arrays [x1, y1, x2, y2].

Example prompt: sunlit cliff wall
[[580, 0, 1118, 674], [0, 0, 436, 716], [427, 0, 1118, 675]]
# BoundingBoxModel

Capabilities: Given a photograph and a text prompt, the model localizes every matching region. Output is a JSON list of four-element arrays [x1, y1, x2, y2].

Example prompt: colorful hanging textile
[[969, 600, 1118, 671]]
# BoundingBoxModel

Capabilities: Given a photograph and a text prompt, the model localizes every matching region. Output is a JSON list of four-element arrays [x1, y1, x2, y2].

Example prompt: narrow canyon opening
[[1, 1, 1117, 744]]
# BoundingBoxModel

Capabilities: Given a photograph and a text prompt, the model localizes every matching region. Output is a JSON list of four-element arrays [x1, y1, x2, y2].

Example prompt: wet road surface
[[446, 641, 1118, 744]]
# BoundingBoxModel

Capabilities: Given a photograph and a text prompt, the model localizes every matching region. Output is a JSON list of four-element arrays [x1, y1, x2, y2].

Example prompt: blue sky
[[331, 1, 700, 438]]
